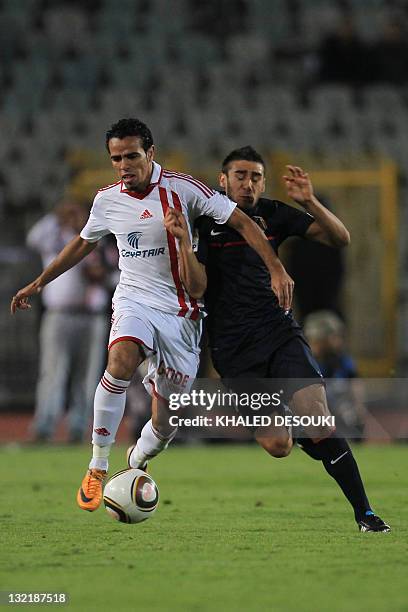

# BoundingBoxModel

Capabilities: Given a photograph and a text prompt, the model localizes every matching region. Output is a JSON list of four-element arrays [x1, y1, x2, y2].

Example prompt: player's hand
[[164, 208, 190, 244], [283, 165, 314, 207], [270, 262, 294, 311], [10, 281, 42, 314]]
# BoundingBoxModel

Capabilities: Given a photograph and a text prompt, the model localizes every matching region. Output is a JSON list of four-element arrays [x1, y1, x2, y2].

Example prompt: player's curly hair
[[222, 146, 265, 174], [105, 118, 154, 152]]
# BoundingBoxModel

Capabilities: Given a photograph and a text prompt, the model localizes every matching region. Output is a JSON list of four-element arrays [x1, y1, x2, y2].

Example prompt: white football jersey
[[80, 161, 236, 319]]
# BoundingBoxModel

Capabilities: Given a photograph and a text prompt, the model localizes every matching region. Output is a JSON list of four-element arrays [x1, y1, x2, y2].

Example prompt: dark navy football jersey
[[195, 197, 315, 375]]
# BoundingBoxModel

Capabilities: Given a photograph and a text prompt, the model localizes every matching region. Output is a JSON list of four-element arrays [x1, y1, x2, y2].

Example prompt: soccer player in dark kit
[[194, 146, 390, 532]]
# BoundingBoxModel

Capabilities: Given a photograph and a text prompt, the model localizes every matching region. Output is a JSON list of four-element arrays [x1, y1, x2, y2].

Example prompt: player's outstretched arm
[[11, 236, 97, 314], [283, 165, 350, 248], [164, 208, 207, 299], [226, 208, 294, 310]]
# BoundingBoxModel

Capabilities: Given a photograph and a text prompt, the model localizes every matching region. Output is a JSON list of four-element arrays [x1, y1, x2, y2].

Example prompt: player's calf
[[290, 383, 335, 441]]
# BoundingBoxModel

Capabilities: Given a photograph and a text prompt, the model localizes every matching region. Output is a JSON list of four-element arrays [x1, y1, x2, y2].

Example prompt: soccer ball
[[103, 468, 159, 524]]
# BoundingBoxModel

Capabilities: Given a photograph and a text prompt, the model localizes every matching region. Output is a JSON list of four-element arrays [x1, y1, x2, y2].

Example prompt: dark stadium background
[[0, 1, 407, 440]]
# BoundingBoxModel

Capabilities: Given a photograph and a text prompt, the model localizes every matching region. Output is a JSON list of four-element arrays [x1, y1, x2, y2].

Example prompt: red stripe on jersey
[[163, 171, 214, 198], [163, 170, 214, 199], [171, 191, 200, 321], [165, 169, 214, 196], [98, 180, 122, 193], [159, 187, 189, 318]]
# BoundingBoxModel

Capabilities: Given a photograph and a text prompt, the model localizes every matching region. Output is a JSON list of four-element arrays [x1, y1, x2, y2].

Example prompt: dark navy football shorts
[[266, 336, 323, 387], [217, 336, 324, 414]]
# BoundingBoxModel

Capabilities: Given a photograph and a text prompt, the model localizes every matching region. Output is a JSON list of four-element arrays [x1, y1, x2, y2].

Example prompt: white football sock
[[89, 444, 111, 471], [89, 371, 130, 470], [129, 418, 177, 468]]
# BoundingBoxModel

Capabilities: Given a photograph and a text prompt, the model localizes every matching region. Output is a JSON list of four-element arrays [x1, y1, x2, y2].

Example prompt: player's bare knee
[[107, 341, 143, 380], [107, 354, 134, 380], [272, 445, 292, 459], [257, 436, 292, 458]]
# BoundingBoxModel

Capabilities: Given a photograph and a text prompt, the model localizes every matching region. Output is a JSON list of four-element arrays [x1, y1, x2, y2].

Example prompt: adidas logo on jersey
[[140, 209, 153, 220]]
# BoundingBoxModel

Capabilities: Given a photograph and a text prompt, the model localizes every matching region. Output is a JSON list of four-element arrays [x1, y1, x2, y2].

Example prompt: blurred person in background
[[26, 199, 111, 443], [304, 310, 366, 439]]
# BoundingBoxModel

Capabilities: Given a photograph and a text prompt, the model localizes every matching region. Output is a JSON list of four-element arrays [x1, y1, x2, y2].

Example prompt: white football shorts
[[109, 285, 202, 400]]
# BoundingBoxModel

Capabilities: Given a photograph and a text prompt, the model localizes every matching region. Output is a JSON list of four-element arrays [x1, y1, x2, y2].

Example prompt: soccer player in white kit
[[11, 118, 294, 512]]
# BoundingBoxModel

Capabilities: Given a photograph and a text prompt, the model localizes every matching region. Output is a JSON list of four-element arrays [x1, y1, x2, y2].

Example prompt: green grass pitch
[[0, 443, 407, 611]]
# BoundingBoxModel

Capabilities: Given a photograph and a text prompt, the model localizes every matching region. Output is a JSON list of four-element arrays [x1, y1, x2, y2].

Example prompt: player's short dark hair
[[105, 118, 154, 152], [221, 146, 265, 174]]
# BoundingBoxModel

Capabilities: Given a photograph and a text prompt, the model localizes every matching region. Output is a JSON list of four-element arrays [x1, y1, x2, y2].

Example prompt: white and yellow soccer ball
[[103, 468, 159, 524]]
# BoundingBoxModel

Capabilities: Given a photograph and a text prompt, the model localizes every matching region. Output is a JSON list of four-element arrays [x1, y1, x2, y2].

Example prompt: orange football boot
[[76, 468, 107, 512]]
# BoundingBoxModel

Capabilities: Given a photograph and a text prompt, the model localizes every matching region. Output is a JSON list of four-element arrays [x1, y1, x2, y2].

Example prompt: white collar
[[150, 161, 162, 185]]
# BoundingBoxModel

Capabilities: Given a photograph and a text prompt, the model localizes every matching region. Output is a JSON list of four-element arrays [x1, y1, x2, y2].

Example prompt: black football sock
[[297, 436, 372, 521]]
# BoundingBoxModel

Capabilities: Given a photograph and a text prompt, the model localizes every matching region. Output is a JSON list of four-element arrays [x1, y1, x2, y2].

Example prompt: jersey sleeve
[[279, 202, 315, 238], [196, 191, 236, 224], [80, 194, 111, 243], [175, 178, 236, 225]]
